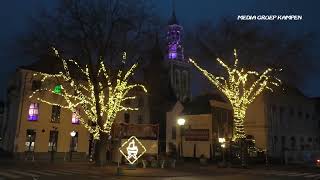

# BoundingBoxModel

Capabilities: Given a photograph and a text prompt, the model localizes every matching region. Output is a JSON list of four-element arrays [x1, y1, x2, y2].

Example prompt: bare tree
[[186, 18, 316, 89], [18, 0, 159, 166]]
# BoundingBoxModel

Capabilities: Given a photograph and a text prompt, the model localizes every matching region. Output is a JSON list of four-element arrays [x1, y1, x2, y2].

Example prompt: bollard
[[116, 167, 123, 176]]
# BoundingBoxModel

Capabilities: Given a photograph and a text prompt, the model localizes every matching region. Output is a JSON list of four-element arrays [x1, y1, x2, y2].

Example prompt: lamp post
[[219, 137, 226, 164], [177, 118, 185, 159], [28, 134, 32, 151], [70, 131, 76, 162]]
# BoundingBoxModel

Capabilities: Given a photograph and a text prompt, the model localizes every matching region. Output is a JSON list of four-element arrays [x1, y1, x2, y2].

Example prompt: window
[[124, 113, 130, 123], [172, 127, 176, 140], [48, 131, 58, 152], [31, 80, 41, 91], [72, 109, 80, 124], [70, 132, 78, 152], [53, 85, 62, 94], [281, 136, 286, 150], [138, 96, 144, 107], [25, 129, 36, 152], [28, 103, 39, 121], [124, 99, 131, 106], [51, 105, 61, 123], [175, 70, 180, 87], [305, 113, 310, 120], [273, 136, 278, 152], [279, 106, 285, 126], [271, 105, 276, 113], [289, 107, 295, 117], [137, 115, 143, 124], [300, 137, 305, 150], [290, 136, 296, 150]]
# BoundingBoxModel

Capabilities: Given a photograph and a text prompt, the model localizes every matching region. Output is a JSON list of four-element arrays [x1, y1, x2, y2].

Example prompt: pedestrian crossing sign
[[119, 136, 146, 164]]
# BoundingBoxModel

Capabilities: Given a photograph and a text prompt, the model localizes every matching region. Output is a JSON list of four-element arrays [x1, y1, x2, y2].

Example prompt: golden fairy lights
[[189, 49, 281, 140], [29, 48, 147, 140]]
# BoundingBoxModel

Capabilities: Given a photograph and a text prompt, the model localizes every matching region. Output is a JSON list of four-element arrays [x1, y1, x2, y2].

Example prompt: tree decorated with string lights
[[30, 48, 147, 140], [189, 49, 281, 140]]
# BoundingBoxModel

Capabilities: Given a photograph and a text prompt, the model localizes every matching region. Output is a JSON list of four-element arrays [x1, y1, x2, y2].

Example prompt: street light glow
[[218, 138, 225, 143], [70, 131, 76, 137], [177, 118, 186, 126]]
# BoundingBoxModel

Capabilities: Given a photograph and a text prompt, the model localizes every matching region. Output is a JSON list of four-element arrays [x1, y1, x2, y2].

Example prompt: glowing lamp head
[[177, 118, 185, 126], [317, 159, 320, 163], [218, 138, 226, 143], [70, 131, 76, 137]]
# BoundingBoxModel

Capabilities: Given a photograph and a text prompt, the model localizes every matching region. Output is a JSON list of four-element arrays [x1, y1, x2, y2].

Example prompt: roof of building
[[20, 55, 64, 74], [182, 93, 226, 115]]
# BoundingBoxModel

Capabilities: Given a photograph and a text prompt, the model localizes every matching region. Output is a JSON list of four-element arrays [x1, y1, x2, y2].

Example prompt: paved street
[[0, 162, 319, 180]]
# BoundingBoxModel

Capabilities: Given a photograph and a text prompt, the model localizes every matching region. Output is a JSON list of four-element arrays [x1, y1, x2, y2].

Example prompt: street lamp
[[28, 134, 32, 152], [70, 131, 76, 161], [177, 118, 186, 159], [219, 137, 226, 164]]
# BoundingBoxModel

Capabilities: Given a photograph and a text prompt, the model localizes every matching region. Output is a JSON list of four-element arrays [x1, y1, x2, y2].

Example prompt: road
[[0, 162, 319, 180]]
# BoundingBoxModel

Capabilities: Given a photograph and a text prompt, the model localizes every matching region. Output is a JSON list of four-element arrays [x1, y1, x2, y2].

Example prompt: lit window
[[28, 103, 39, 121], [169, 52, 177, 59], [53, 85, 62, 94], [48, 131, 58, 152], [72, 109, 80, 124], [25, 129, 36, 152]]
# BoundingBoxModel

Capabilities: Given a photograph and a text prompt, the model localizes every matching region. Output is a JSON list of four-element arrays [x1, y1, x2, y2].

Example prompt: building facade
[[3, 68, 90, 161], [166, 87, 320, 162], [166, 94, 233, 159], [2, 65, 153, 161], [246, 86, 320, 162]]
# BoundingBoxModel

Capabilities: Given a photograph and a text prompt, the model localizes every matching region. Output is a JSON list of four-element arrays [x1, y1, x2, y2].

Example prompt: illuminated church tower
[[166, 3, 191, 102]]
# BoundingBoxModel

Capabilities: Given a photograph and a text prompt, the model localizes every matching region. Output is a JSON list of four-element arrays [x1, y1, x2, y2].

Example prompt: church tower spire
[[168, 0, 178, 25], [165, 1, 191, 102], [166, 0, 184, 61]]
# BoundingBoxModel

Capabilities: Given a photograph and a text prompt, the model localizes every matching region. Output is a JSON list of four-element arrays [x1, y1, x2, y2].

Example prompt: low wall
[[284, 151, 320, 164], [14, 152, 88, 162]]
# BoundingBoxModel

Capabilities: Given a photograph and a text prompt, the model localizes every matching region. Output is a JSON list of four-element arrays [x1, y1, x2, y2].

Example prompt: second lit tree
[[189, 49, 281, 140]]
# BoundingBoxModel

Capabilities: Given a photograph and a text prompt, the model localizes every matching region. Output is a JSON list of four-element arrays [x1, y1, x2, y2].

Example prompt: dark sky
[[0, 0, 319, 100]]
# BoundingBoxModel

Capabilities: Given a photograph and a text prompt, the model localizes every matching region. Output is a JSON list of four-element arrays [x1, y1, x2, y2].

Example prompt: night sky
[[0, 0, 319, 100]]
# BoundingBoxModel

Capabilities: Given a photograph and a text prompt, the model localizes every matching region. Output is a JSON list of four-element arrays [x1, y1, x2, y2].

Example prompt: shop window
[[25, 129, 36, 151], [48, 131, 58, 152]]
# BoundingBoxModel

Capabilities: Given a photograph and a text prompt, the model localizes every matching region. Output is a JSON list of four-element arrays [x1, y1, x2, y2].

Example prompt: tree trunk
[[94, 132, 108, 166], [233, 106, 247, 167], [233, 107, 246, 140]]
